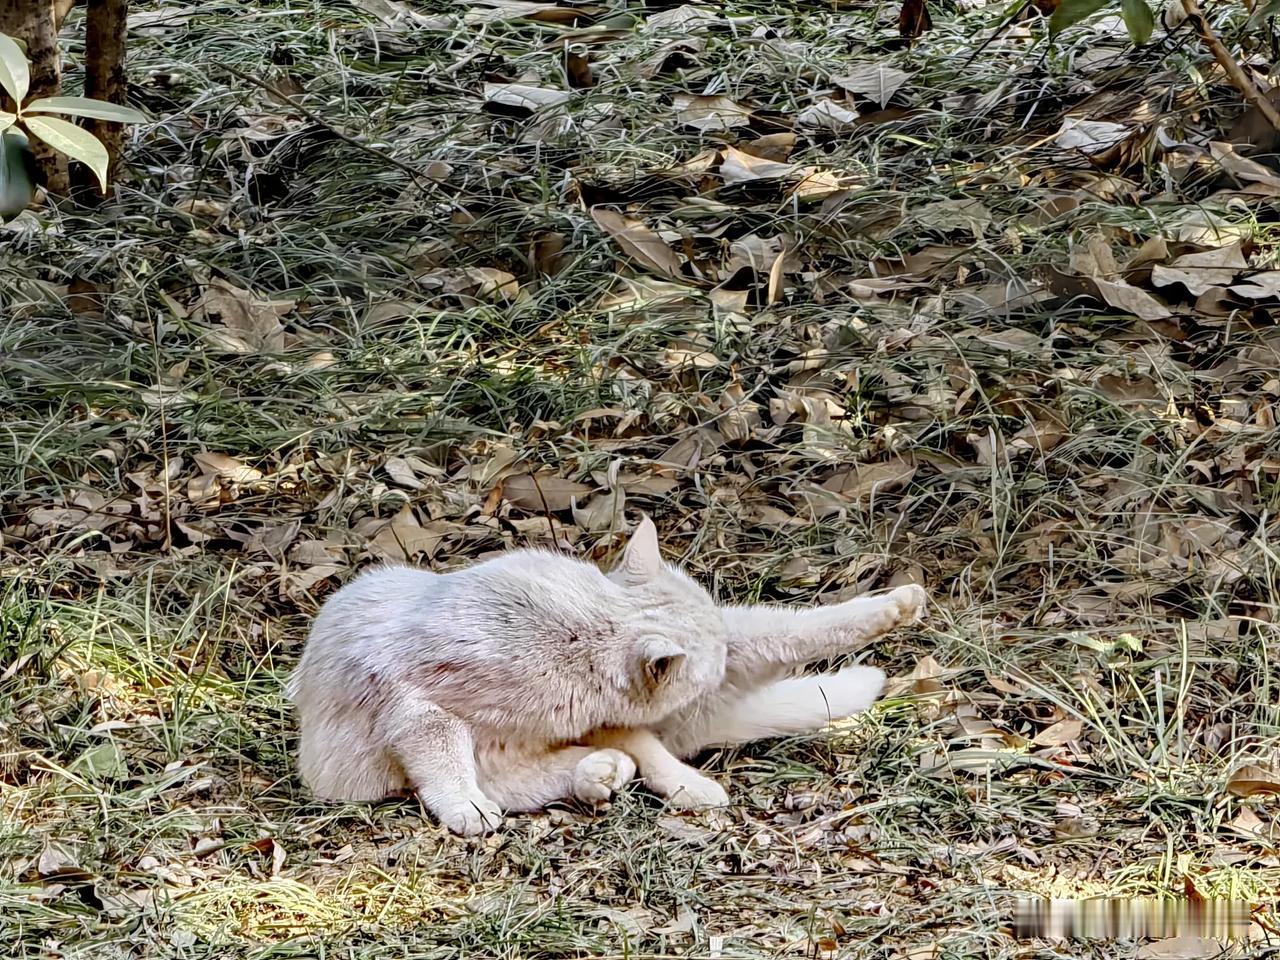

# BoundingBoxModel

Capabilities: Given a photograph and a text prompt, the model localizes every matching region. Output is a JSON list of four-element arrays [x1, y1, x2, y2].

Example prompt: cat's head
[[606, 516, 727, 722]]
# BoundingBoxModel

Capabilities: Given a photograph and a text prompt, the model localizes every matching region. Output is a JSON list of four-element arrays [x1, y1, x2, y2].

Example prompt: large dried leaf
[[1032, 717, 1083, 746], [467, 1, 594, 24], [1056, 117, 1129, 155], [1093, 277, 1172, 320], [590, 207, 684, 280], [369, 506, 451, 562], [822, 458, 917, 503], [1229, 271, 1280, 299], [834, 64, 912, 109], [503, 473, 595, 512], [1209, 140, 1280, 189], [190, 277, 294, 355], [1150, 242, 1247, 295], [797, 99, 859, 131], [672, 94, 752, 132], [194, 452, 263, 483], [484, 83, 570, 112], [645, 5, 720, 31], [1226, 764, 1280, 797], [718, 146, 796, 185]]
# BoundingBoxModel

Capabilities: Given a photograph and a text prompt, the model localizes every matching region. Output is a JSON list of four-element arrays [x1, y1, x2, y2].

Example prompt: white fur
[[667, 666, 886, 750], [288, 516, 925, 834]]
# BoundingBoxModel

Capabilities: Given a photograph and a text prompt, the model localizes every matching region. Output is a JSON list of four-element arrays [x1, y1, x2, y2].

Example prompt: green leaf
[[24, 115, 110, 190], [25, 96, 148, 124], [1120, 0, 1155, 43], [1048, 0, 1112, 36], [0, 110, 14, 134], [0, 33, 30, 105], [1, 130, 37, 222]]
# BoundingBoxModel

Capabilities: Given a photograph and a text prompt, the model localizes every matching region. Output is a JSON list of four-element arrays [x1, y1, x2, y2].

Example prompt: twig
[[1180, 0, 1280, 131], [219, 63, 449, 190]]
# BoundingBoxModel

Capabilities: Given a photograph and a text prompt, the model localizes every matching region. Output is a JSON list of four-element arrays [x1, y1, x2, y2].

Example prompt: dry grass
[[3, 0, 1280, 956]]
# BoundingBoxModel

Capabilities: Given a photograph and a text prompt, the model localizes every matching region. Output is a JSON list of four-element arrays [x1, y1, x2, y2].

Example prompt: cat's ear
[[637, 637, 685, 687], [621, 516, 662, 584]]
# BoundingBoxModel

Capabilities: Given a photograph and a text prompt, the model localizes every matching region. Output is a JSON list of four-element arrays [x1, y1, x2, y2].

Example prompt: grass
[[3, 0, 1280, 956]]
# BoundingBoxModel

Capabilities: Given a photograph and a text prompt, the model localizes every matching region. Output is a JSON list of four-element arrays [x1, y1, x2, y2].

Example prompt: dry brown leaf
[[573, 463, 626, 533], [458, 267, 521, 302], [834, 63, 912, 108], [194, 452, 263, 483], [1229, 271, 1280, 299], [190, 278, 294, 355], [38, 842, 82, 878], [590, 207, 685, 281], [1032, 717, 1083, 746], [884, 654, 964, 696], [718, 145, 797, 185], [1209, 140, 1280, 188], [672, 94, 753, 132], [503, 473, 595, 512], [1226, 764, 1280, 797], [745, 133, 796, 162], [565, 48, 593, 89], [791, 168, 853, 201], [369, 506, 451, 562], [357, 0, 454, 28], [1056, 117, 1129, 156], [385, 456, 427, 491], [899, 0, 932, 41], [1151, 243, 1247, 295], [822, 458, 916, 503], [797, 98, 860, 131], [726, 234, 799, 276], [646, 5, 720, 32], [483, 83, 571, 112], [637, 37, 708, 78], [1093, 277, 1172, 321]]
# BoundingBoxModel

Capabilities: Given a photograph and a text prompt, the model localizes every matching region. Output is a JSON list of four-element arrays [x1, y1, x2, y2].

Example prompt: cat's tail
[[678, 666, 886, 755]]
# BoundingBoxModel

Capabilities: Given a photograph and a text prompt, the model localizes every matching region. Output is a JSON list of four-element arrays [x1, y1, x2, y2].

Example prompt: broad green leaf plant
[[0, 31, 147, 220], [1049, 0, 1157, 44]]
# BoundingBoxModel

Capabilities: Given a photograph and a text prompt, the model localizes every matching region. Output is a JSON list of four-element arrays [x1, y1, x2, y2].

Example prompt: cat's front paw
[[435, 790, 504, 836], [887, 583, 928, 624], [573, 748, 637, 804], [652, 770, 730, 811]]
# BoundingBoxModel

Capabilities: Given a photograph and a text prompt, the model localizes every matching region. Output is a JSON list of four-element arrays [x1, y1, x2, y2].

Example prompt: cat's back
[[304, 549, 620, 664]]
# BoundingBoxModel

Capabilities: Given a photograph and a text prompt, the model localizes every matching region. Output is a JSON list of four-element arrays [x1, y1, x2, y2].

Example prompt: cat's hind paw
[[435, 789, 504, 836], [572, 748, 637, 804]]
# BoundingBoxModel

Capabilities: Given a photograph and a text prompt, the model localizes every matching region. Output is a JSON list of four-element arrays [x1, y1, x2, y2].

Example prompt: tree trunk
[[73, 0, 128, 201], [53, 0, 77, 31], [0, 0, 67, 195]]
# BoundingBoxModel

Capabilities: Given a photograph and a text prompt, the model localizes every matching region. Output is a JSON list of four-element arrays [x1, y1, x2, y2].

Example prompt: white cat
[[288, 517, 926, 834]]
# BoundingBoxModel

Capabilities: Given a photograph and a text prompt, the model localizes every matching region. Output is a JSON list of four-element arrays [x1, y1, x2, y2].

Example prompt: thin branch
[[1181, 0, 1280, 131]]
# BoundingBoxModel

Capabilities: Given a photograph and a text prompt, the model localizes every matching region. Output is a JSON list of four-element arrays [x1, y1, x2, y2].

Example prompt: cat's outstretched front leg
[[378, 692, 503, 836], [721, 584, 927, 680], [588, 729, 729, 810]]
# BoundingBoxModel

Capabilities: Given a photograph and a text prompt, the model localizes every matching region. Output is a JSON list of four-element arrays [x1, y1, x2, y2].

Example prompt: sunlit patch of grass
[[169, 865, 456, 943]]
